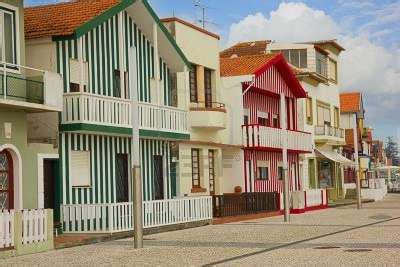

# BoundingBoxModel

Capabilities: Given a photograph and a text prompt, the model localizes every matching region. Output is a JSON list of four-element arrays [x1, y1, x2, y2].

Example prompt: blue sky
[[25, 0, 400, 142]]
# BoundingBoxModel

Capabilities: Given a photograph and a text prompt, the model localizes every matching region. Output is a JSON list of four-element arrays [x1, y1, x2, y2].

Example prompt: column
[[196, 65, 205, 107]]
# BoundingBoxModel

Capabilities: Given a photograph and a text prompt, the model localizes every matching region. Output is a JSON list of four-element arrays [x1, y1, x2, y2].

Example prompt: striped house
[[220, 53, 313, 195], [24, 0, 191, 225]]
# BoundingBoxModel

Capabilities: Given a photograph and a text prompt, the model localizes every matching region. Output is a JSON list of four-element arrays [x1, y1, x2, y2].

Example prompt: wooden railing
[[22, 209, 48, 245], [315, 125, 344, 139], [143, 197, 212, 228], [242, 124, 313, 152], [61, 197, 212, 233], [62, 93, 132, 128], [0, 210, 14, 248], [139, 102, 188, 134], [212, 192, 279, 218]]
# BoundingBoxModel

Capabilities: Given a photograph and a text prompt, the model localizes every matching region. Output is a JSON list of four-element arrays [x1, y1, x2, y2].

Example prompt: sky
[[26, 0, 400, 142]]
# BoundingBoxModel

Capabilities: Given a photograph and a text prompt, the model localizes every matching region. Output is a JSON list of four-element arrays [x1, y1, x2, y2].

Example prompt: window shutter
[[70, 59, 89, 85], [70, 151, 91, 187]]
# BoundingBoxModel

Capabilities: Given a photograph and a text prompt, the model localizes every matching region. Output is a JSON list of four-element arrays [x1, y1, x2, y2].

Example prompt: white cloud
[[226, 1, 400, 137]]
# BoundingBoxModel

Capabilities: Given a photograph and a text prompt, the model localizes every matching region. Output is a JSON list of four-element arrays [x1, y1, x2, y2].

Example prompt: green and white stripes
[[56, 11, 173, 105], [140, 139, 175, 201], [60, 132, 132, 205]]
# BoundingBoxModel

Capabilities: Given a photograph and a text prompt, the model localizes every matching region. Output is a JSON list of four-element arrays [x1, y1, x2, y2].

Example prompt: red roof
[[220, 40, 270, 58], [340, 92, 362, 113], [25, 0, 120, 39], [161, 17, 220, 40], [220, 53, 307, 98]]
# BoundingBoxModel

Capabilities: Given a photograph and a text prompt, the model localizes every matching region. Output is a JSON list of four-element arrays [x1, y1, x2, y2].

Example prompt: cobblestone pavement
[[3, 194, 400, 266]]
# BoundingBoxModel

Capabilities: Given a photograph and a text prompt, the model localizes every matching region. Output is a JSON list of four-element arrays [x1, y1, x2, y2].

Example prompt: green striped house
[[25, 0, 191, 211]]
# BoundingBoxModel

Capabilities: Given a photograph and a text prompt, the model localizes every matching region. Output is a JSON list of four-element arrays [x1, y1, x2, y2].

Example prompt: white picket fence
[[61, 197, 212, 233], [0, 210, 14, 248], [22, 209, 48, 245], [0, 209, 49, 249], [305, 189, 327, 208]]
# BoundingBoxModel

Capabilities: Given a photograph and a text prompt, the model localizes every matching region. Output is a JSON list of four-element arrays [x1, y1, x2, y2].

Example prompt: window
[[0, 7, 17, 65], [316, 50, 328, 77], [257, 111, 269, 126], [169, 72, 178, 107], [317, 102, 331, 126], [272, 114, 279, 128], [204, 68, 212, 108], [274, 49, 307, 68], [243, 109, 249, 125], [306, 97, 313, 125], [113, 69, 128, 98], [278, 166, 284, 180], [69, 59, 88, 92], [257, 161, 269, 180], [189, 64, 198, 102], [191, 149, 200, 187], [70, 151, 91, 187], [328, 58, 338, 82], [208, 150, 215, 194], [334, 107, 340, 128]]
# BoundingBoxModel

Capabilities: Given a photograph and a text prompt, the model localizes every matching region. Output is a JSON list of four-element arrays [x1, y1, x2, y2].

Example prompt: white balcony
[[0, 62, 63, 112], [62, 93, 132, 128], [189, 102, 227, 130], [242, 124, 313, 152], [314, 125, 345, 145], [138, 102, 188, 134]]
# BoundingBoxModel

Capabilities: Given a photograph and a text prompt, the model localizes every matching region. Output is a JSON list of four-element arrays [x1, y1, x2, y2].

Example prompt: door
[[154, 155, 164, 200], [43, 159, 61, 224], [208, 150, 216, 195], [116, 154, 129, 203], [0, 151, 13, 210]]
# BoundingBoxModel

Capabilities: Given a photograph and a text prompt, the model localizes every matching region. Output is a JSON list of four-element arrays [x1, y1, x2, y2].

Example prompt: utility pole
[[129, 47, 143, 248], [280, 93, 290, 222], [194, 0, 208, 29], [353, 117, 362, 209]]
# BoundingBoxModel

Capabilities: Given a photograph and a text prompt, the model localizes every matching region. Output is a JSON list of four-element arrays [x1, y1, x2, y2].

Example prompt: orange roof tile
[[340, 92, 361, 113], [161, 17, 220, 40], [25, 0, 120, 39], [345, 129, 355, 145], [220, 40, 270, 58], [220, 54, 277, 77]]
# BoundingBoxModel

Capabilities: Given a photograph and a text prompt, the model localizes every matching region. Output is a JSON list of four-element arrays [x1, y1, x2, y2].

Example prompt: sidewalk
[[328, 198, 374, 208]]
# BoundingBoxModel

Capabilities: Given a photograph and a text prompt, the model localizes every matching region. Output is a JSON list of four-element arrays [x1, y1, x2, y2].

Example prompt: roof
[[220, 54, 277, 77], [25, 0, 121, 39], [220, 40, 270, 58], [301, 39, 345, 51], [160, 17, 220, 40], [340, 92, 362, 113]]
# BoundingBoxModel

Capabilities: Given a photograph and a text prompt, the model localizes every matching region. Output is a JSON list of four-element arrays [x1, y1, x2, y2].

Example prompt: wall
[[221, 148, 244, 193], [25, 39, 57, 72], [0, 110, 57, 209], [340, 113, 356, 129]]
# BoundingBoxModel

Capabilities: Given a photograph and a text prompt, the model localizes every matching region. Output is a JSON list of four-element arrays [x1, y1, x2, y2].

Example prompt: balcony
[[189, 102, 227, 130], [62, 93, 132, 130], [314, 125, 345, 145], [138, 102, 189, 135], [0, 62, 63, 112], [242, 124, 313, 152]]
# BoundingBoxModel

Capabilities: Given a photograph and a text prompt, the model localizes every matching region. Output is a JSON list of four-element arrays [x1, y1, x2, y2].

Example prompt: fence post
[[46, 209, 54, 249]]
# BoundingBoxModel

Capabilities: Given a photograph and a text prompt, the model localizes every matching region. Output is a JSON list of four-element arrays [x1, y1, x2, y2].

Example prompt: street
[[2, 194, 400, 266]]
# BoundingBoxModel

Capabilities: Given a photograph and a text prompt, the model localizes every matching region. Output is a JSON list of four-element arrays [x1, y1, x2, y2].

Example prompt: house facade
[[0, 0, 63, 211], [220, 53, 313, 200], [221, 40, 353, 201], [24, 0, 190, 217]]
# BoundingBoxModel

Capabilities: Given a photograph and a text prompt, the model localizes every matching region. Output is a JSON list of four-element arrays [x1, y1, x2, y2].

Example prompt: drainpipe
[[280, 93, 290, 222], [353, 116, 361, 209]]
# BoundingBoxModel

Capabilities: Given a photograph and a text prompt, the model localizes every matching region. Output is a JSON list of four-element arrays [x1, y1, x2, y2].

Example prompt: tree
[[385, 136, 400, 166]]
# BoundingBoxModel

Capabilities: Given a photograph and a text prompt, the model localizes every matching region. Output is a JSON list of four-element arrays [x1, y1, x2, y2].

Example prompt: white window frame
[[70, 150, 92, 188], [0, 3, 20, 73], [257, 161, 270, 180]]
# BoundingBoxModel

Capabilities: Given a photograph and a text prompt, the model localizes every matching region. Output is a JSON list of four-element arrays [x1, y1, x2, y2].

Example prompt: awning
[[315, 149, 357, 167]]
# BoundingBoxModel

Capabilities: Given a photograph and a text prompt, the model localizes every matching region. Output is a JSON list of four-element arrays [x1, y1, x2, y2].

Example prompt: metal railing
[[315, 125, 344, 138], [0, 62, 45, 104], [190, 101, 226, 110]]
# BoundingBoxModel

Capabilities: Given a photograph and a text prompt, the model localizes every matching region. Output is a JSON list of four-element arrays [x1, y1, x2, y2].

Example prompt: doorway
[[116, 154, 129, 203], [0, 150, 13, 210], [208, 150, 216, 195], [153, 155, 164, 200], [204, 68, 212, 108]]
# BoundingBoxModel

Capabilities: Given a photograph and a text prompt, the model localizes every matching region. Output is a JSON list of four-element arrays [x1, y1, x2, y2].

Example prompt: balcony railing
[[242, 124, 313, 152], [190, 101, 226, 111], [62, 93, 132, 128], [315, 125, 344, 139], [139, 102, 188, 134], [0, 62, 63, 109]]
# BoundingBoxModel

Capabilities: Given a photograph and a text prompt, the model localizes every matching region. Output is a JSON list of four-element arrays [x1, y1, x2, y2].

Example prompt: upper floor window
[[328, 58, 338, 82], [0, 7, 17, 65], [257, 161, 269, 180], [113, 69, 128, 98], [189, 64, 198, 103], [204, 68, 213, 108], [306, 97, 313, 125], [317, 102, 331, 126], [274, 49, 307, 68], [333, 106, 340, 128], [272, 114, 279, 128], [316, 50, 328, 77], [257, 111, 269, 126]]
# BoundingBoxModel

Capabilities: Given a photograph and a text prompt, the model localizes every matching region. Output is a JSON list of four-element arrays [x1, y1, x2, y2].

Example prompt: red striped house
[[220, 53, 313, 195]]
